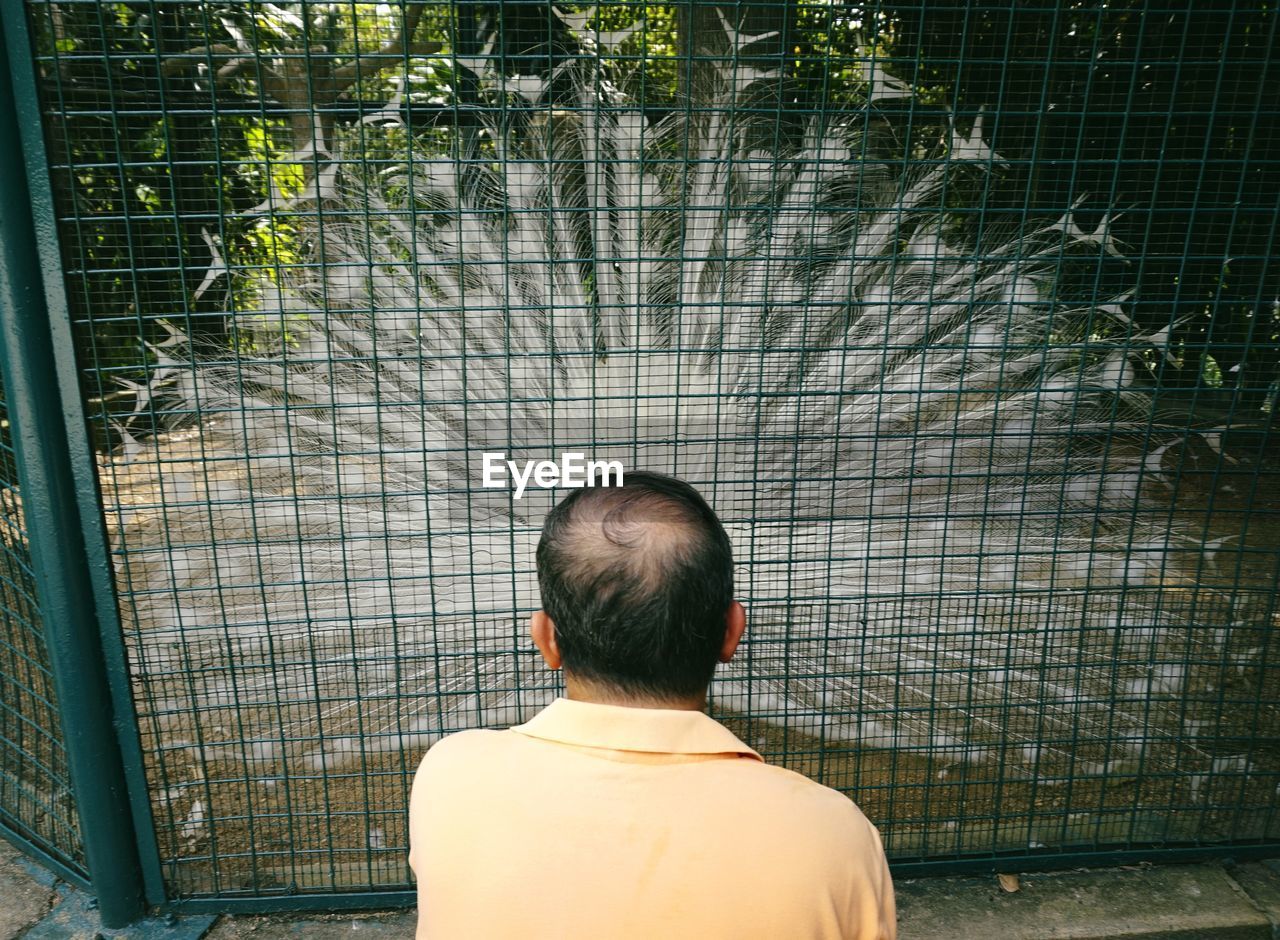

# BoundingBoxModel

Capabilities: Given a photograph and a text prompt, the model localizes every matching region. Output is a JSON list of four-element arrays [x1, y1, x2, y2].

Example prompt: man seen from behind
[[408, 471, 896, 938]]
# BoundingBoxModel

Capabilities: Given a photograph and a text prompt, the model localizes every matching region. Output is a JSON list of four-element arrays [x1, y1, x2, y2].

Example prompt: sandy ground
[[5, 423, 1276, 899], [139, 436, 1279, 898]]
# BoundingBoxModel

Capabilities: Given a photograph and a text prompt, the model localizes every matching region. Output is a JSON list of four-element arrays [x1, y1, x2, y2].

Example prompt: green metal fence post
[[0, 17, 148, 930]]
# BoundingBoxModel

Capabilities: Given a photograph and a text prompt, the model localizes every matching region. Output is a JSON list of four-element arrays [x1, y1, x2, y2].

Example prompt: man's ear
[[531, 610, 562, 670], [719, 600, 746, 663]]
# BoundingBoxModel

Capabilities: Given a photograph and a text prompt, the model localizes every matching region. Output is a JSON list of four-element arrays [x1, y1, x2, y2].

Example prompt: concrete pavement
[[5, 836, 1280, 938]]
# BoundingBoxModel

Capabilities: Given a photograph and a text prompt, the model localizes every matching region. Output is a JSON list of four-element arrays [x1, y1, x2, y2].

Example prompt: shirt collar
[[511, 697, 762, 760]]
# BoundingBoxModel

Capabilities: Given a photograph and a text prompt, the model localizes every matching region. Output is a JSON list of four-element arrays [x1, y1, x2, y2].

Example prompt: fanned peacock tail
[[114, 42, 1212, 781]]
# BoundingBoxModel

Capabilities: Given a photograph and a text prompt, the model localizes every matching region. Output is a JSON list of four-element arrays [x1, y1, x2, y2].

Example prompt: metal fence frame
[[0, 0, 1277, 926], [0, 6, 155, 926]]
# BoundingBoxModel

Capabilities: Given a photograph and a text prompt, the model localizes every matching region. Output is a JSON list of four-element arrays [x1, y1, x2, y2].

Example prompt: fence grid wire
[[3, 0, 1278, 907], [0, 372, 87, 883]]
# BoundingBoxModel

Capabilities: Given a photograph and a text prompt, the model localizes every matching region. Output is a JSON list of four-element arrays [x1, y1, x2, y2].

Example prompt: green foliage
[[24, 1, 1280, 437], [877, 0, 1280, 406]]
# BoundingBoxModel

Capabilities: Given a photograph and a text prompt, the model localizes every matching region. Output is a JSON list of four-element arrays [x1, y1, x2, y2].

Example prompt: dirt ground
[[77, 428, 1280, 897]]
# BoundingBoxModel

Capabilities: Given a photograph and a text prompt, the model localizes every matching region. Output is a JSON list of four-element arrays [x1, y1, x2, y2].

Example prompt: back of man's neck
[[564, 673, 707, 712]]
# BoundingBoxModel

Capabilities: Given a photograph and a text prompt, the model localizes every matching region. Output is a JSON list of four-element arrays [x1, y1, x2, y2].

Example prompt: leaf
[[997, 873, 1020, 893]]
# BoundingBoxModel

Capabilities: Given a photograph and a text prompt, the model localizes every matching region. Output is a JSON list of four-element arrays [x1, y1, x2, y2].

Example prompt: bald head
[[535, 472, 735, 700]]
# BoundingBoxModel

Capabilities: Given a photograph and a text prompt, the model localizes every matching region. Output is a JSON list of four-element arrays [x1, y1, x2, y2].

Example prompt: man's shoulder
[[409, 729, 526, 810], [733, 758, 879, 837], [414, 728, 513, 772]]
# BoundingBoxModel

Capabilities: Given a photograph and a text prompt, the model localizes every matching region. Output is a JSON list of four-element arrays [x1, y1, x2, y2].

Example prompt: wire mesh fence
[[4, 0, 1279, 908], [0, 370, 86, 882]]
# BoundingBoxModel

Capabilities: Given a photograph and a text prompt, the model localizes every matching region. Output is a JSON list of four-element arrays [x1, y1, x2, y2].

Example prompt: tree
[[879, 0, 1280, 411]]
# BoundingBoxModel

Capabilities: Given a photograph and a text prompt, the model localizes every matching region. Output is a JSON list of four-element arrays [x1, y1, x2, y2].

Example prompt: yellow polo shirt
[[408, 697, 896, 938]]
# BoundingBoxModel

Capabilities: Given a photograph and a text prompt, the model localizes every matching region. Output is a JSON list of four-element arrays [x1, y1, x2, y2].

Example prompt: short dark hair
[[535, 471, 734, 700]]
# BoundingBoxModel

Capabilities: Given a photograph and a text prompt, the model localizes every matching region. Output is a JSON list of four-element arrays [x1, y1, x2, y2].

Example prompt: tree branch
[[158, 4, 444, 189], [330, 3, 440, 89], [161, 44, 254, 80]]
